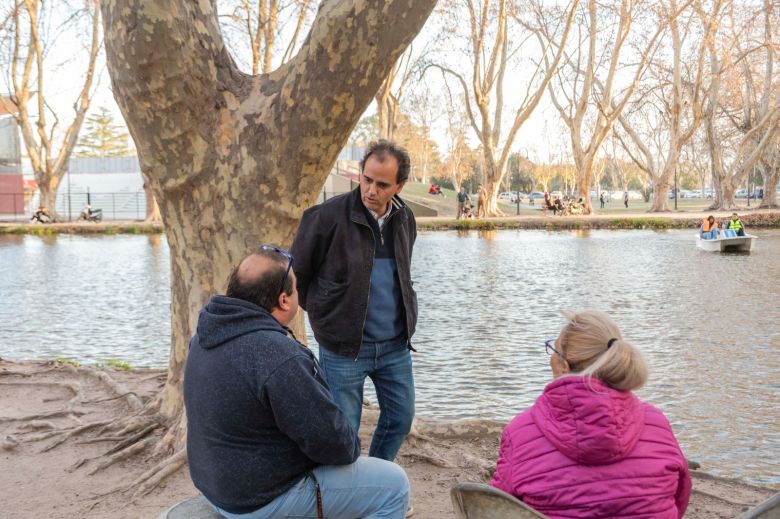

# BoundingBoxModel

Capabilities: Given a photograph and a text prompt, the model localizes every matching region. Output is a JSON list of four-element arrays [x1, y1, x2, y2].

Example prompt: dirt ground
[[0, 359, 776, 518]]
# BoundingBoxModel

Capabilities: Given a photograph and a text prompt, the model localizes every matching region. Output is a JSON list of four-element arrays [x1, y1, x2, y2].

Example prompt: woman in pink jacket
[[492, 310, 691, 518]]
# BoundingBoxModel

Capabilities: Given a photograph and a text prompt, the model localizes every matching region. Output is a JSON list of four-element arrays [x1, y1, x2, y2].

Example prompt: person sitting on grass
[[492, 310, 691, 519], [31, 206, 52, 223], [184, 246, 410, 519], [700, 215, 719, 240], [725, 212, 745, 237]]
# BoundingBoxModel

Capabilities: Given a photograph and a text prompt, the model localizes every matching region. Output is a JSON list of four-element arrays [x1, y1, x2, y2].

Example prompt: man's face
[[360, 154, 405, 215]]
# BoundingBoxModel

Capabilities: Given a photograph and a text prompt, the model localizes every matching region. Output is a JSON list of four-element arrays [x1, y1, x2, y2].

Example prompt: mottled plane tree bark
[[98, 0, 436, 493]]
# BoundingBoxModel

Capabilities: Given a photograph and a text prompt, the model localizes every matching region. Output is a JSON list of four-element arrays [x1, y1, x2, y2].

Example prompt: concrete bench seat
[[158, 495, 222, 519]]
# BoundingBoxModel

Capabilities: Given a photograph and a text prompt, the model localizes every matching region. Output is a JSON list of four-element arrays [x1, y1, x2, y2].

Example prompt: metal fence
[[0, 187, 360, 222], [0, 190, 147, 222]]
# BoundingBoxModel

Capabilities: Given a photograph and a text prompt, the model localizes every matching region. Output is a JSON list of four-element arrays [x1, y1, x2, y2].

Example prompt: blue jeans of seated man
[[209, 456, 409, 519], [318, 337, 415, 461]]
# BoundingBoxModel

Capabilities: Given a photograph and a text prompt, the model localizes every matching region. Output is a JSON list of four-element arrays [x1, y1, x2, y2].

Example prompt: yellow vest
[[728, 219, 743, 231]]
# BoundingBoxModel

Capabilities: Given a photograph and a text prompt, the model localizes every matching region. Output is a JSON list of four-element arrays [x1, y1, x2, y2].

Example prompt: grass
[[101, 359, 132, 371], [54, 356, 81, 367]]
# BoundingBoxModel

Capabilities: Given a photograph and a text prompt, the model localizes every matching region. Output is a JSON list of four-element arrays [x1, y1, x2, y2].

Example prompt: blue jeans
[[318, 337, 415, 461], [700, 228, 719, 240], [209, 456, 409, 519]]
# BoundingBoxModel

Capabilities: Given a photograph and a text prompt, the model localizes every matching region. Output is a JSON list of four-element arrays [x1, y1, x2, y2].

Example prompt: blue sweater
[[363, 207, 405, 343], [183, 296, 360, 514]]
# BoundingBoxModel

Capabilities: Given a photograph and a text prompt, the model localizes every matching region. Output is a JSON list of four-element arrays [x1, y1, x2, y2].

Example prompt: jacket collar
[[349, 187, 406, 226]]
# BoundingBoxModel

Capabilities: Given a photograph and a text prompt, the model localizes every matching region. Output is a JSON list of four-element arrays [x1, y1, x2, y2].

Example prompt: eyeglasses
[[257, 244, 294, 295], [545, 338, 562, 357]]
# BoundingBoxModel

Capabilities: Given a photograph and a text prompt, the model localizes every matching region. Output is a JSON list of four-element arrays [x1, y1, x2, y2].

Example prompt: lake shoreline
[[2, 209, 779, 234]]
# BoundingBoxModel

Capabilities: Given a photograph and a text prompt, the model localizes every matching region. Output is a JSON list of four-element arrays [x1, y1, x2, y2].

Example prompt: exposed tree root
[[399, 452, 457, 468], [130, 449, 187, 499], [78, 368, 144, 412], [81, 392, 140, 405], [0, 409, 86, 424], [39, 420, 113, 452], [1, 360, 183, 499], [16, 420, 57, 431], [87, 436, 157, 475]]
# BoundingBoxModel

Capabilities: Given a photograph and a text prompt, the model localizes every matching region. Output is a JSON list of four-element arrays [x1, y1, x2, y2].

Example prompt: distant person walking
[[476, 184, 487, 218], [456, 186, 471, 219], [623, 191, 629, 209], [599, 192, 605, 209]]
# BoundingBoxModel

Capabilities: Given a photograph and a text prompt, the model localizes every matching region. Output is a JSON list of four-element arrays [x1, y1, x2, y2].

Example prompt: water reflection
[[0, 230, 778, 485]]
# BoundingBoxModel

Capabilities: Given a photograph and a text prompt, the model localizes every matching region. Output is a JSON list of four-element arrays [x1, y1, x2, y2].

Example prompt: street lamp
[[673, 168, 678, 211]]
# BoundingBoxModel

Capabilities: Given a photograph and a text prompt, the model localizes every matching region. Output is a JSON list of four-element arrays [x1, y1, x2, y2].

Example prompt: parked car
[[736, 189, 748, 198], [550, 190, 563, 199], [528, 191, 545, 200], [498, 192, 518, 204]]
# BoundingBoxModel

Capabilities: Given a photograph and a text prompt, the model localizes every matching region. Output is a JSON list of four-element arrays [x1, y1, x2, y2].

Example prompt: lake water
[[1, 229, 778, 485]]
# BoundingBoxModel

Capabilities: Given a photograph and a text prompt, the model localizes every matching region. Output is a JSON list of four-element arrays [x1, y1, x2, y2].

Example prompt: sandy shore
[[1, 359, 776, 518]]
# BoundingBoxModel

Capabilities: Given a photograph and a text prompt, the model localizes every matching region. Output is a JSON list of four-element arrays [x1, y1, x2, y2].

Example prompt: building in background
[[0, 97, 23, 216]]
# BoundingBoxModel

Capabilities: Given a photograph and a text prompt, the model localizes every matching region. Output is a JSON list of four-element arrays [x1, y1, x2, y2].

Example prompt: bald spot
[[236, 254, 281, 286]]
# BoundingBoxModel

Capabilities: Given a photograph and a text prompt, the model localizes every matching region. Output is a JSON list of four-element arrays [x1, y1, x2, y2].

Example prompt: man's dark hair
[[359, 139, 411, 184], [225, 249, 292, 312]]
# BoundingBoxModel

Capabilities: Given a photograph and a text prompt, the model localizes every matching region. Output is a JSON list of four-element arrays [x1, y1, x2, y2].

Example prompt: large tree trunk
[[101, 0, 436, 454], [38, 175, 61, 219], [650, 175, 671, 212], [759, 166, 779, 208]]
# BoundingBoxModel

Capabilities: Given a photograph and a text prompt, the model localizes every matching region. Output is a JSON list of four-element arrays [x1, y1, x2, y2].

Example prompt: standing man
[[184, 247, 410, 518], [476, 184, 487, 218], [292, 140, 417, 463], [599, 192, 605, 209], [623, 190, 629, 208], [456, 186, 471, 219]]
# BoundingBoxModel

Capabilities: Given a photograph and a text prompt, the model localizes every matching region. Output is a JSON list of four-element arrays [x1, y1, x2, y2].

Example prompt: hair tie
[[607, 338, 618, 349]]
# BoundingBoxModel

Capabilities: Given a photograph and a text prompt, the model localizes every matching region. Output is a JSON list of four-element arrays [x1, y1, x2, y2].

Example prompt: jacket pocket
[[309, 278, 348, 319]]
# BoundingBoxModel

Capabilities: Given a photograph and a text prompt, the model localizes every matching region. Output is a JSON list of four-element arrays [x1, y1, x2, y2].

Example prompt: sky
[[2, 1, 621, 166]]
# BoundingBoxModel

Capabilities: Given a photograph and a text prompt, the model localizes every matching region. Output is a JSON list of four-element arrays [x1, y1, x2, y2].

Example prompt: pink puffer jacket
[[492, 377, 691, 519]]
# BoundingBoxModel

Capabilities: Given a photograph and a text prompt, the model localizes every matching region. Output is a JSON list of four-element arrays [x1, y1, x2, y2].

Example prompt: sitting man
[[725, 212, 745, 237], [700, 215, 719, 240], [183, 245, 410, 519]]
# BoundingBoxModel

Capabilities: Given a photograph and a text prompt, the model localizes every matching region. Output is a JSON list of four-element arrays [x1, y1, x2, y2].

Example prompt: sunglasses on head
[[257, 244, 294, 295]]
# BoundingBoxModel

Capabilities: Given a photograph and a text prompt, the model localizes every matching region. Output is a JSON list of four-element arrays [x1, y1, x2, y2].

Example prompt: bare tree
[[703, 0, 780, 209], [4, 0, 101, 220], [376, 46, 416, 140], [429, 0, 579, 216], [97, 0, 436, 493], [614, 0, 719, 211], [541, 0, 668, 213], [218, 0, 313, 74]]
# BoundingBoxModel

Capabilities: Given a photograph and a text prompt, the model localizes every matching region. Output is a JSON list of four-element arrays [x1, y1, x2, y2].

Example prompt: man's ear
[[396, 180, 406, 194], [277, 291, 290, 312]]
